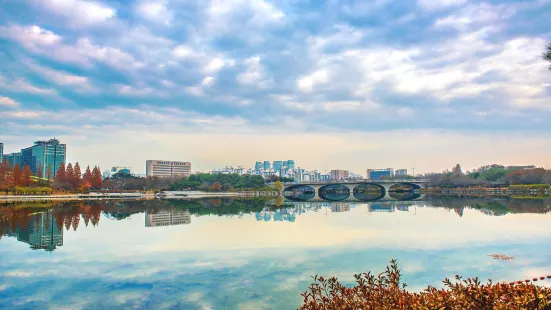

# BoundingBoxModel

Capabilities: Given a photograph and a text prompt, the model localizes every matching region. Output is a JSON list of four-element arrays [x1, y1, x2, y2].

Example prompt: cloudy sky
[[0, 0, 550, 174]]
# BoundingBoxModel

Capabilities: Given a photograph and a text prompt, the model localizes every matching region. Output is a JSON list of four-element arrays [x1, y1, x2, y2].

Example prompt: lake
[[1, 197, 551, 309]]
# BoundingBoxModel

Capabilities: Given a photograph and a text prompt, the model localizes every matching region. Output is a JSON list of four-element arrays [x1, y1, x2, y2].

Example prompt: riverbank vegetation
[[425, 164, 551, 188], [169, 173, 279, 191], [300, 260, 551, 309]]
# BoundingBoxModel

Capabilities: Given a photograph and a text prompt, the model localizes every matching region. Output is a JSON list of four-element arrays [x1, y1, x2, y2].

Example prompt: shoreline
[[0, 191, 281, 203]]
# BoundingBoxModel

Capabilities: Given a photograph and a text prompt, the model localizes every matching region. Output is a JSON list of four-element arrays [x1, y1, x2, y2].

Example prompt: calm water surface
[[1, 197, 551, 309]]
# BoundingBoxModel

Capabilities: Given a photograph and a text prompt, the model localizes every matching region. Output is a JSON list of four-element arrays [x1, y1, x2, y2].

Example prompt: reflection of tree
[[453, 207, 464, 217]]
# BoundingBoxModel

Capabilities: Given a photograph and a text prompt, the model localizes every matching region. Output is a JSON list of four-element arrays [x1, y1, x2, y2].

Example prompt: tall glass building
[[5, 152, 22, 169], [273, 161, 283, 171], [0, 142, 3, 163], [20, 139, 66, 177], [263, 161, 270, 171], [285, 160, 295, 170], [255, 161, 263, 171]]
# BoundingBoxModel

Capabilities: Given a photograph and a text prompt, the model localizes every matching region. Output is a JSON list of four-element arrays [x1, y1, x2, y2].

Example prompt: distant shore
[[0, 190, 281, 203]]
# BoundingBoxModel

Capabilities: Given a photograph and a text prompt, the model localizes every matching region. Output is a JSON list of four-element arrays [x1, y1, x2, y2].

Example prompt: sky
[[0, 0, 550, 174]]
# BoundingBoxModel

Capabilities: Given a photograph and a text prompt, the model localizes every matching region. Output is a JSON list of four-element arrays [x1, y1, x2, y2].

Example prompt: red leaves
[[300, 260, 551, 310]]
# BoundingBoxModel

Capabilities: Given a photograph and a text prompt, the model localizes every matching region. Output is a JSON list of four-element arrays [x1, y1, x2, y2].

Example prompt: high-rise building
[[146, 160, 191, 178], [273, 161, 283, 171], [285, 160, 295, 170], [20, 139, 66, 177], [145, 209, 191, 227], [5, 152, 22, 169], [395, 169, 408, 177], [255, 161, 263, 171], [0, 142, 3, 163], [330, 170, 349, 181], [366, 168, 394, 180], [263, 161, 270, 171]]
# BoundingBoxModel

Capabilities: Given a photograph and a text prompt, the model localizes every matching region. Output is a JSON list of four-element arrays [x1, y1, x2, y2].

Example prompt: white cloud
[[204, 57, 234, 73], [2, 111, 42, 119], [236, 56, 272, 87], [201, 76, 215, 86], [135, 0, 172, 25], [32, 0, 116, 26], [0, 77, 57, 95], [0, 96, 19, 107], [297, 69, 330, 93], [0, 25, 61, 49], [117, 85, 158, 96], [417, 0, 467, 10], [208, 0, 285, 28], [24, 60, 94, 90], [0, 25, 145, 71], [172, 45, 195, 59]]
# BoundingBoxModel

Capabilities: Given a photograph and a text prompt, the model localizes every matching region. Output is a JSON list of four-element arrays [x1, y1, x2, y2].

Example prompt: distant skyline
[[0, 0, 550, 174]]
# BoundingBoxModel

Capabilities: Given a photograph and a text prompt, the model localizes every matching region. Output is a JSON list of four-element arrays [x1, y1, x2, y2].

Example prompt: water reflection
[[1, 196, 551, 309], [1, 196, 550, 251], [145, 209, 191, 227]]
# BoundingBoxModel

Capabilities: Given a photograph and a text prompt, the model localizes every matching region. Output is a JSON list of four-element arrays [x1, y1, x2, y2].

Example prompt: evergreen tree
[[12, 163, 22, 186], [22, 165, 32, 186], [66, 163, 75, 188]]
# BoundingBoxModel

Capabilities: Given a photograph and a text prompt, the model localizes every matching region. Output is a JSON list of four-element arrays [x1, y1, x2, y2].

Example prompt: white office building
[[146, 160, 191, 178]]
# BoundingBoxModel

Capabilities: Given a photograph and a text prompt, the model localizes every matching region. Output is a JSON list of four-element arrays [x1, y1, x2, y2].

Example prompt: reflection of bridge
[[283, 180, 428, 202]]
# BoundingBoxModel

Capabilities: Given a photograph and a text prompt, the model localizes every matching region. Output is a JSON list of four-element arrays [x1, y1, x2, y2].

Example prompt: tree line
[[425, 164, 551, 188], [0, 161, 103, 194]]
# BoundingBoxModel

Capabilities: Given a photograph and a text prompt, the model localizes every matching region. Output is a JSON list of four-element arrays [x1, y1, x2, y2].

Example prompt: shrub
[[300, 260, 551, 309]]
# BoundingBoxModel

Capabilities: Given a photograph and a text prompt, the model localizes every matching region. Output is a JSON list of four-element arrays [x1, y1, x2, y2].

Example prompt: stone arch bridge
[[283, 180, 428, 202]]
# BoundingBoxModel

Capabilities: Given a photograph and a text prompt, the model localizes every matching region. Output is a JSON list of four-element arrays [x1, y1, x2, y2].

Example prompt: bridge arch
[[318, 184, 350, 201], [353, 183, 386, 201], [283, 185, 316, 201]]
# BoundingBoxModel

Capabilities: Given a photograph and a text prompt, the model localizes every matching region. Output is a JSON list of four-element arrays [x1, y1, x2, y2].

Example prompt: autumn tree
[[73, 162, 82, 188], [46, 165, 53, 183], [544, 42, 551, 71], [54, 163, 70, 191], [36, 162, 44, 179], [91, 166, 103, 189], [0, 161, 11, 193], [22, 165, 32, 187], [83, 166, 92, 183], [451, 164, 463, 176], [12, 163, 22, 186], [66, 163, 75, 188], [55, 163, 66, 183]]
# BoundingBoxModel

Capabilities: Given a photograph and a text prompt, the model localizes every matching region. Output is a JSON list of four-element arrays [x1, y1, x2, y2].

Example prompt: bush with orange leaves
[[300, 260, 551, 310]]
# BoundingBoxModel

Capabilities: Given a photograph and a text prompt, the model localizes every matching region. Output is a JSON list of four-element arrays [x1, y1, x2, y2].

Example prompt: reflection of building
[[8, 212, 64, 251], [396, 205, 409, 212], [146, 160, 191, 178], [331, 203, 351, 212], [366, 168, 394, 180], [145, 209, 191, 227], [368, 204, 395, 212]]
